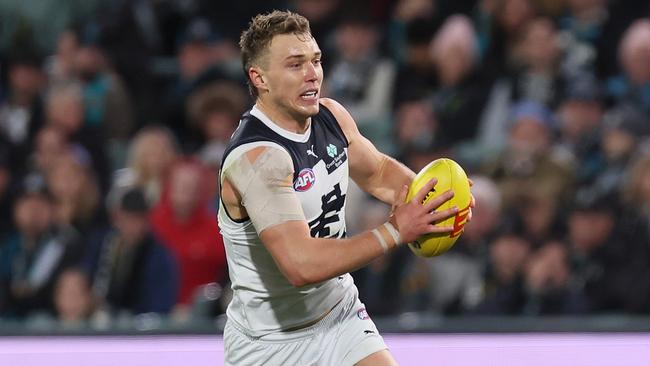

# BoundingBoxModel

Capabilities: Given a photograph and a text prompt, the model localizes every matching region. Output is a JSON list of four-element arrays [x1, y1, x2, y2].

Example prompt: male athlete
[[219, 10, 463, 365]]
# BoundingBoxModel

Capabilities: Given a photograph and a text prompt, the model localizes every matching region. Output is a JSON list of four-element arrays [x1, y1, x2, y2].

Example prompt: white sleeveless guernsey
[[218, 104, 356, 337]]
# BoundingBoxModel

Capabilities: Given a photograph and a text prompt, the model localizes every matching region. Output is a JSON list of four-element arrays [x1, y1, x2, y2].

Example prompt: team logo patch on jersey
[[294, 168, 316, 192], [327, 144, 338, 158], [357, 308, 369, 320]]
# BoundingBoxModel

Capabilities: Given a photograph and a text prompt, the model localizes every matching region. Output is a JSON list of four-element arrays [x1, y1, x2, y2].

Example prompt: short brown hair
[[239, 10, 311, 98]]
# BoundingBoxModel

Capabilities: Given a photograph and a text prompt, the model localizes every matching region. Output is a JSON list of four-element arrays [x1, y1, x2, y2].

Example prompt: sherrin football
[[406, 158, 472, 257]]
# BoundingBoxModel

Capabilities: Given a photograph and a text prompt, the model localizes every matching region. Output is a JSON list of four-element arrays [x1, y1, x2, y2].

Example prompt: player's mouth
[[300, 89, 319, 102]]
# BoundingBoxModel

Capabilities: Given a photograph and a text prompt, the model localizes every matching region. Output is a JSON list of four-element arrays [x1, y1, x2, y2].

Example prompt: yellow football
[[406, 158, 472, 257]]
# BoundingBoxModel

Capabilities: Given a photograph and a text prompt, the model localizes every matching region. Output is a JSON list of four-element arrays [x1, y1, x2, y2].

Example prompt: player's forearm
[[261, 221, 398, 287], [296, 234, 387, 286]]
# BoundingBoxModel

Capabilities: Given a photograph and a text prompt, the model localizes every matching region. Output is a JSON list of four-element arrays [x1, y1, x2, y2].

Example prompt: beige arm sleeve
[[222, 145, 306, 233]]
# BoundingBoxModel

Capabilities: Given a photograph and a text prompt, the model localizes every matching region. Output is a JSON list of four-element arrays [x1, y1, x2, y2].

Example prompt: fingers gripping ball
[[406, 158, 471, 257]]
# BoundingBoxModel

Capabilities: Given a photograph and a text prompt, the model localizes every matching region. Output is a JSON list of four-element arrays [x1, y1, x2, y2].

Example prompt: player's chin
[[296, 100, 320, 116]]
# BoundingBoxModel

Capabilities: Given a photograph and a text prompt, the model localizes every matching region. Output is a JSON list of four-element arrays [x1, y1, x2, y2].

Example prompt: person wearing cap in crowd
[[83, 187, 178, 317], [0, 179, 83, 318], [163, 18, 241, 146]]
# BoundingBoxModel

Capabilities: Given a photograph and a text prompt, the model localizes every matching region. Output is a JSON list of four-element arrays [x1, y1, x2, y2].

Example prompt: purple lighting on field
[[1, 333, 649, 366]]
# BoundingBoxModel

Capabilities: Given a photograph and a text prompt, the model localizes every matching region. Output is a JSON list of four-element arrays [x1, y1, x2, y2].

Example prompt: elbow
[[286, 274, 310, 288], [282, 264, 324, 287]]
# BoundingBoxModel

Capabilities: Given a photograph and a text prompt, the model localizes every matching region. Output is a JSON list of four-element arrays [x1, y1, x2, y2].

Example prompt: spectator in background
[[623, 153, 650, 230], [522, 240, 572, 314], [474, 0, 537, 77], [460, 176, 504, 254], [290, 0, 342, 52], [558, 0, 609, 76], [0, 51, 46, 174], [45, 150, 103, 237], [0, 182, 82, 318], [566, 189, 650, 313], [325, 13, 395, 152], [84, 187, 177, 317], [53, 267, 95, 329], [394, 99, 437, 159], [464, 15, 561, 164], [45, 81, 111, 191], [163, 18, 241, 144], [73, 26, 134, 144], [509, 17, 565, 108], [429, 15, 490, 149], [31, 126, 69, 174], [0, 0, 99, 54], [110, 125, 179, 207], [387, 0, 438, 66], [607, 18, 650, 113], [392, 18, 438, 107], [22, 125, 69, 188], [556, 73, 605, 186], [0, 149, 14, 234], [516, 189, 566, 248], [589, 105, 649, 196], [483, 101, 574, 212], [71, 26, 134, 172], [150, 159, 227, 317], [475, 229, 531, 314], [186, 81, 248, 169], [45, 29, 79, 84], [392, 96, 447, 174]]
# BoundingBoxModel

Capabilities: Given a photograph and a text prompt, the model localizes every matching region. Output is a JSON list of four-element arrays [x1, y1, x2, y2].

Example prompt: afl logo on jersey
[[294, 168, 316, 192]]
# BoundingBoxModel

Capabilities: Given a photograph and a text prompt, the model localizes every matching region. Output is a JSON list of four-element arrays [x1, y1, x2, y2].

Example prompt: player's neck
[[256, 99, 310, 134]]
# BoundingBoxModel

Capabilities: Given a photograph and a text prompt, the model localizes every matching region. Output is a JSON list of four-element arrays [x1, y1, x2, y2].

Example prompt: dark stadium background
[[1, 0, 650, 364]]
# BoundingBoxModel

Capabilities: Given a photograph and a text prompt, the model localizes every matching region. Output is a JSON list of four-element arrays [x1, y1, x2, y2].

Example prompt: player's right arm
[[221, 145, 457, 287]]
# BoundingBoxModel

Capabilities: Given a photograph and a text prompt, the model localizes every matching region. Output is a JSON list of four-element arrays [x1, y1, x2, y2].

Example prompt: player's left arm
[[320, 98, 415, 206]]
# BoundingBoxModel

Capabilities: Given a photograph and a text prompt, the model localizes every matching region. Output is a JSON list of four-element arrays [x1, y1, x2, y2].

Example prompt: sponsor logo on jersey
[[326, 144, 338, 158], [325, 144, 347, 172], [294, 168, 316, 192]]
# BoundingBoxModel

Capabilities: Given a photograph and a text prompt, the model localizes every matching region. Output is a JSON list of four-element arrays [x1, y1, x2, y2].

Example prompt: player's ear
[[249, 67, 269, 93]]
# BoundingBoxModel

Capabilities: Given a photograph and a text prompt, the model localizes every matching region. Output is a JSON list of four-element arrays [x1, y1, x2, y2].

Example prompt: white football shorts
[[224, 288, 387, 365]]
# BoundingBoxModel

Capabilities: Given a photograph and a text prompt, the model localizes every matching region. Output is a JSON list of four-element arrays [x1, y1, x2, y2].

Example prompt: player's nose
[[305, 62, 319, 82]]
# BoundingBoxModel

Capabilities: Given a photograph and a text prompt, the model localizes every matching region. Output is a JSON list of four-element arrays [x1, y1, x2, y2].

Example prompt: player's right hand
[[389, 179, 458, 244]]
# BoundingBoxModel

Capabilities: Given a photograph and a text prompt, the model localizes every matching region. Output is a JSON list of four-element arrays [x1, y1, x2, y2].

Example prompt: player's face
[[260, 33, 322, 121]]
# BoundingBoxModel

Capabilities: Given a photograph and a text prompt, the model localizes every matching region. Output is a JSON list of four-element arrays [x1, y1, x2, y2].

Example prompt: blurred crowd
[[1, 0, 650, 330]]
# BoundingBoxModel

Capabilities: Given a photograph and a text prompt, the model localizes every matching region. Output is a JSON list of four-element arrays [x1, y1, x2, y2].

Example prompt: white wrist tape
[[383, 222, 401, 246], [371, 228, 389, 253]]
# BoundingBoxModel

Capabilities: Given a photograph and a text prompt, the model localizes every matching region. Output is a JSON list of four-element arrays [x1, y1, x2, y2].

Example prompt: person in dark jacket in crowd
[[84, 187, 178, 316]]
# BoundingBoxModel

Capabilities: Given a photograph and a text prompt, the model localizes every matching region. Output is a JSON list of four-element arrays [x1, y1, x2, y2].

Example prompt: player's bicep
[[222, 146, 306, 233], [347, 132, 386, 186]]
